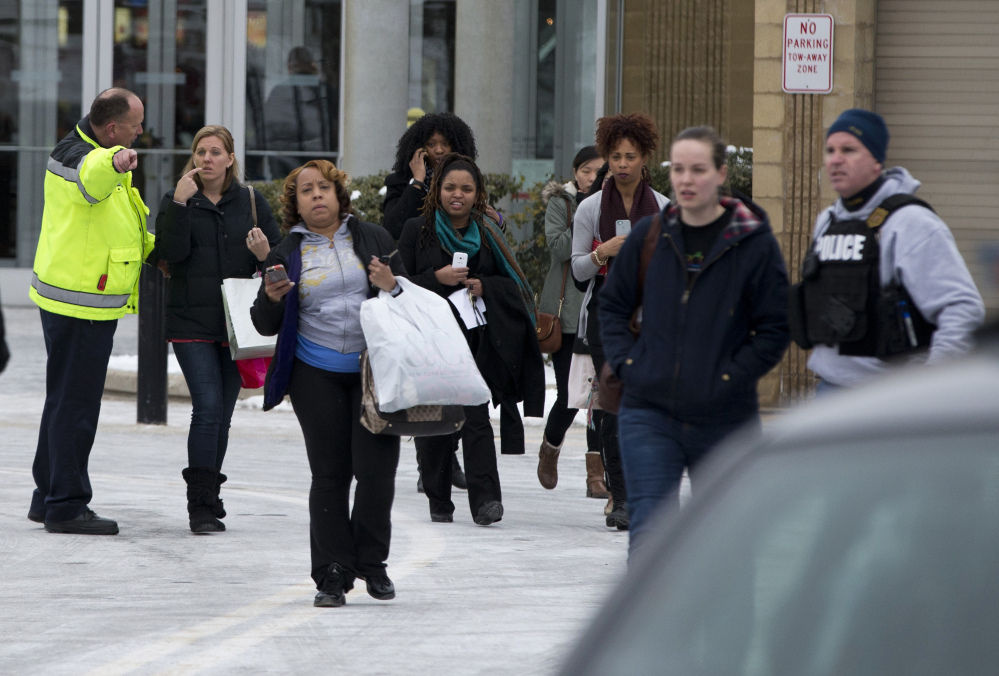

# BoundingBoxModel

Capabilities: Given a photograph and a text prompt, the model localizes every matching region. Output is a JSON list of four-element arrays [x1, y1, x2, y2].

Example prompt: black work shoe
[[473, 501, 504, 526], [430, 512, 453, 523], [28, 510, 44, 523], [44, 509, 119, 535], [605, 501, 630, 531], [451, 453, 467, 490], [314, 563, 349, 608], [365, 575, 396, 601], [191, 518, 225, 534]]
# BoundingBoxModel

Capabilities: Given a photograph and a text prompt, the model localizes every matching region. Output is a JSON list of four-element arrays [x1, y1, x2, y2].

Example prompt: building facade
[[4, 0, 997, 409], [1, 0, 606, 299]]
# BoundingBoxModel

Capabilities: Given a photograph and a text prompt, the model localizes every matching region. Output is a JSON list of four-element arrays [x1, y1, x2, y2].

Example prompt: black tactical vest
[[789, 194, 937, 358]]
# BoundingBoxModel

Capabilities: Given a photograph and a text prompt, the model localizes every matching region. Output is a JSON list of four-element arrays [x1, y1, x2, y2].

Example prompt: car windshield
[[591, 432, 999, 676]]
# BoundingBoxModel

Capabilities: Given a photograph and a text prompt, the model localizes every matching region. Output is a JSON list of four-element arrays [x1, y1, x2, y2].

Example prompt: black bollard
[[137, 265, 168, 424]]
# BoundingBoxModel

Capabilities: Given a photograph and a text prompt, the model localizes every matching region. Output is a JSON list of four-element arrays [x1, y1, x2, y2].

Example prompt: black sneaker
[[473, 501, 504, 526], [314, 563, 349, 608], [44, 509, 119, 535], [28, 510, 44, 524], [605, 501, 630, 531], [365, 574, 396, 601]]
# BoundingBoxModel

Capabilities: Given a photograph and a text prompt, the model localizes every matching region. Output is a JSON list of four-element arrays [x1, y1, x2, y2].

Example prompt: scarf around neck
[[434, 210, 537, 325], [598, 177, 660, 243]]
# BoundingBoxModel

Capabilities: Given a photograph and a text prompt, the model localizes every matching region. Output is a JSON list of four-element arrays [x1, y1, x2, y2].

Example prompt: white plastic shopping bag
[[221, 278, 276, 360], [567, 352, 597, 410], [360, 277, 491, 412]]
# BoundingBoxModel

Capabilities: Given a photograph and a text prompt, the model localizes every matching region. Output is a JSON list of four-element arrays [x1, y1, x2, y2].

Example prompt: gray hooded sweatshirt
[[808, 167, 985, 386]]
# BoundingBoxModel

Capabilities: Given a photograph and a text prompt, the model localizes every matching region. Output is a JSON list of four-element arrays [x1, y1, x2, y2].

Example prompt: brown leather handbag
[[536, 263, 567, 354], [597, 213, 662, 413]]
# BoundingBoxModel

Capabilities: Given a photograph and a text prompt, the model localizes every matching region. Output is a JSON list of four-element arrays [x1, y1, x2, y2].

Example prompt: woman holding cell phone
[[570, 113, 669, 532], [398, 153, 545, 526], [251, 159, 406, 608], [155, 124, 281, 534]]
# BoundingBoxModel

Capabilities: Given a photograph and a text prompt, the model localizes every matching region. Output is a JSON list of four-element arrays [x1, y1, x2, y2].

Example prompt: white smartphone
[[615, 219, 632, 237], [452, 252, 468, 268]]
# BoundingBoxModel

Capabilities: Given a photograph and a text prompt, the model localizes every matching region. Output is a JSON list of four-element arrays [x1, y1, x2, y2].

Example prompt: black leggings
[[543, 333, 601, 452], [287, 360, 401, 587]]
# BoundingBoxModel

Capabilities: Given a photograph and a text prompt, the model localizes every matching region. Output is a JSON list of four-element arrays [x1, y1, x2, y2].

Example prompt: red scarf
[[598, 177, 660, 244]]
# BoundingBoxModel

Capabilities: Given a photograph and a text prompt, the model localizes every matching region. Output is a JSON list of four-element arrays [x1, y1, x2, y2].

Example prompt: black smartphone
[[265, 264, 288, 283]]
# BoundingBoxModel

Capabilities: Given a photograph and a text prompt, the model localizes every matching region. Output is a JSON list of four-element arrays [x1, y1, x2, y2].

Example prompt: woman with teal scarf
[[399, 154, 545, 526]]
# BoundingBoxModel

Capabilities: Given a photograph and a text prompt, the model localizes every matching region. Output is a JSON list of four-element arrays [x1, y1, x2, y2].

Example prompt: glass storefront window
[[409, 0, 455, 115], [113, 0, 207, 221], [0, 0, 83, 264], [244, 0, 342, 182]]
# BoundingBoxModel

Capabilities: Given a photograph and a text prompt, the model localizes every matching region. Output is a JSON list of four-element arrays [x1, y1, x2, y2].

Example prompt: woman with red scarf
[[570, 113, 668, 531]]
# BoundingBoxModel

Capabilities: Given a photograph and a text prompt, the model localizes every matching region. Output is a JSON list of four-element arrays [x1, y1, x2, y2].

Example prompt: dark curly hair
[[278, 159, 352, 233], [419, 153, 488, 248], [391, 112, 478, 175], [594, 112, 660, 160]]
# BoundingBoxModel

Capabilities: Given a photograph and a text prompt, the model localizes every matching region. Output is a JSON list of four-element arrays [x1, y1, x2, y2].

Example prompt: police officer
[[792, 108, 984, 390], [28, 88, 155, 534]]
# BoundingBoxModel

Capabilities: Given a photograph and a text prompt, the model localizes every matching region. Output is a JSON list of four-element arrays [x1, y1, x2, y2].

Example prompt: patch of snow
[[108, 354, 183, 375], [378, 185, 387, 196], [350, 190, 361, 200]]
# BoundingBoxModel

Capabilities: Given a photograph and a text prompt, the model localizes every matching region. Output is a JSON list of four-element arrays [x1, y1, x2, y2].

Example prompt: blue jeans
[[617, 405, 756, 557], [172, 341, 242, 469]]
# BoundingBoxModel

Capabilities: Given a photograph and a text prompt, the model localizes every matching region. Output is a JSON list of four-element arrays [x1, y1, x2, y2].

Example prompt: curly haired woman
[[570, 113, 670, 531], [251, 160, 406, 607]]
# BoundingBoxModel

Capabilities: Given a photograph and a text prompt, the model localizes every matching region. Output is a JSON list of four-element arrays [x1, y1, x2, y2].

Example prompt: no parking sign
[[783, 14, 834, 94]]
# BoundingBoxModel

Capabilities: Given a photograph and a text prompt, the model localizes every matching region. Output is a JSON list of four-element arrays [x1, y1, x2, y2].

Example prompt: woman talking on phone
[[398, 153, 544, 526], [155, 124, 280, 533], [570, 113, 669, 531], [251, 160, 406, 608]]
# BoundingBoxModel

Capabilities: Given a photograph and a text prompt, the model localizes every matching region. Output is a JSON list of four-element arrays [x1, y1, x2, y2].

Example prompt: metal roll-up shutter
[[875, 0, 999, 314]]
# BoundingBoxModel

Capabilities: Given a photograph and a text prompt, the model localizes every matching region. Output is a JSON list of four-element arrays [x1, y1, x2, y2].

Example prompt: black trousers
[[499, 398, 524, 455], [416, 402, 501, 518], [288, 360, 400, 587], [590, 351, 627, 504], [31, 309, 117, 522]]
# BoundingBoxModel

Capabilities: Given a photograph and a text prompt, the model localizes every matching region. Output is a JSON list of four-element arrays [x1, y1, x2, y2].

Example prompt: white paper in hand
[[448, 288, 487, 329]]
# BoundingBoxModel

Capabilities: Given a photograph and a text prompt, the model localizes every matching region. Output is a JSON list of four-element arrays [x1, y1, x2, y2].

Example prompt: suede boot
[[182, 466, 225, 534], [585, 452, 610, 499], [537, 436, 561, 489]]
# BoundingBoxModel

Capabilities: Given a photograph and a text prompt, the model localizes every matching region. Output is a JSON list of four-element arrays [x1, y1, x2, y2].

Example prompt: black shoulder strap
[[866, 194, 934, 230]]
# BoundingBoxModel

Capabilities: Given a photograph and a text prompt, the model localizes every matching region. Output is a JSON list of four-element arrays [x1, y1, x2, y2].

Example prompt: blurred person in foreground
[[28, 88, 154, 535], [791, 108, 984, 392], [251, 160, 405, 608], [535, 145, 610, 501], [155, 124, 281, 533], [571, 113, 670, 531], [600, 126, 790, 557]]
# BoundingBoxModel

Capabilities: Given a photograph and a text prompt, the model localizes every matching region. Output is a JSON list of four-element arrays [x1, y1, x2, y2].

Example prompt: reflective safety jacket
[[30, 116, 154, 320]]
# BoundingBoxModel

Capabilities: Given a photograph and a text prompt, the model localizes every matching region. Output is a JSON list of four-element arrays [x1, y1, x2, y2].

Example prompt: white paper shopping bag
[[221, 278, 276, 360]]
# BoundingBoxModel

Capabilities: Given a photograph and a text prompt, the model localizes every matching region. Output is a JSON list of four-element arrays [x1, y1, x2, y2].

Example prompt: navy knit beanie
[[826, 108, 889, 164]]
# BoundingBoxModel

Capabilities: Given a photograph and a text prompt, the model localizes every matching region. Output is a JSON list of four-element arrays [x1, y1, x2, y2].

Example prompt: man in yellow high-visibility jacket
[[28, 88, 155, 535]]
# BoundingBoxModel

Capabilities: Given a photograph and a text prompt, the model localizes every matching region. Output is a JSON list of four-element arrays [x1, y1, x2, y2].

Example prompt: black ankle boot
[[182, 467, 225, 533], [213, 472, 227, 521]]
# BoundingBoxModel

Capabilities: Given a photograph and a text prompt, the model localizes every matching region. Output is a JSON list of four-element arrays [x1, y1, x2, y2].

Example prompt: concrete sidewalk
[[0, 308, 626, 675]]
